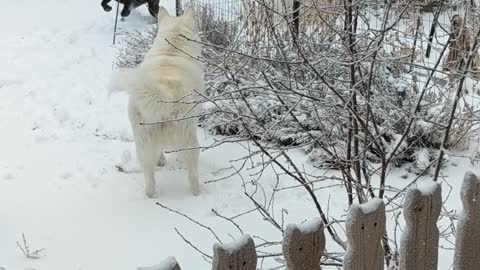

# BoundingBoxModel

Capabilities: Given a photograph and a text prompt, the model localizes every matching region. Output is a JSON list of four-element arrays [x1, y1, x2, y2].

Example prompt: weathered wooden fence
[[139, 172, 480, 270]]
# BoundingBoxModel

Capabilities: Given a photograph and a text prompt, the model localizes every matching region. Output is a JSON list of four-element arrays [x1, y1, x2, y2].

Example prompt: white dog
[[110, 6, 204, 198]]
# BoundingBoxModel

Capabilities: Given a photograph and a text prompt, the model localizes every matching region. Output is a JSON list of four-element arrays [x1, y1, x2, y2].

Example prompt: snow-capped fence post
[[399, 181, 441, 270], [137, 257, 181, 270], [212, 234, 257, 270], [282, 217, 325, 270], [343, 199, 386, 270], [453, 172, 480, 270]]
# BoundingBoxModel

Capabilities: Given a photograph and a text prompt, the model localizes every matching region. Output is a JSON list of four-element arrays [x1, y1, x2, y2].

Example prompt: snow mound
[[214, 234, 253, 255], [416, 180, 440, 195], [138, 257, 180, 270], [286, 217, 323, 234], [359, 198, 384, 214]]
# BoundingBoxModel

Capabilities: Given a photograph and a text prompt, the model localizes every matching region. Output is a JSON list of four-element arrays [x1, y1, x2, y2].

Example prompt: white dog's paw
[[190, 185, 201, 196], [145, 188, 158, 198]]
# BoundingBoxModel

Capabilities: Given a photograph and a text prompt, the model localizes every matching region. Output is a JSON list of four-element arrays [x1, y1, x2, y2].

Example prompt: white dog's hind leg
[[180, 148, 200, 196], [142, 151, 158, 198], [179, 128, 200, 196], [136, 140, 158, 198]]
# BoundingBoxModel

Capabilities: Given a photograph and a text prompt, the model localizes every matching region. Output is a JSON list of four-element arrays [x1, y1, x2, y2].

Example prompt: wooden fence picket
[[399, 181, 441, 270], [343, 198, 385, 270], [212, 234, 257, 270], [453, 172, 480, 270], [282, 217, 325, 270]]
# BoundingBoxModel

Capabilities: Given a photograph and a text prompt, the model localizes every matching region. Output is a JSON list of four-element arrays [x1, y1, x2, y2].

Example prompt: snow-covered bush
[[201, 45, 475, 171], [114, 27, 157, 69], [113, 11, 476, 173]]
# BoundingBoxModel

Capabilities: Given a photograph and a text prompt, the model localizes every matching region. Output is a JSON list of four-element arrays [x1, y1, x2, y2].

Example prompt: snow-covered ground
[[0, 1, 314, 269], [1, 1, 479, 270]]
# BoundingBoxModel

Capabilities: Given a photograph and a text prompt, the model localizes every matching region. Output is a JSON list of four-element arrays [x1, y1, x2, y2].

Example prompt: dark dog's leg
[[101, 0, 112, 12], [132, 0, 145, 8], [147, 0, 159, 18], [120, 0, 132, 17]]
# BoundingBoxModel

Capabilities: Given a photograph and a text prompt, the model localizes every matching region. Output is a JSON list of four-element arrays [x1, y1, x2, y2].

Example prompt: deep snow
[[1, 1, 479, 270]]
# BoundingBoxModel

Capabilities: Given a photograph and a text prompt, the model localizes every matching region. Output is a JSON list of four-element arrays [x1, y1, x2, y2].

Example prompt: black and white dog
[[101, 0, 159, 18]]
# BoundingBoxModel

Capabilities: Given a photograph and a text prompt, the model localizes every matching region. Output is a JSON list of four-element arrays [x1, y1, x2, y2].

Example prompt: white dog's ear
[[183, 6, 194, 17], [157, 6, 170, 23], [182, 6, 195, 25]]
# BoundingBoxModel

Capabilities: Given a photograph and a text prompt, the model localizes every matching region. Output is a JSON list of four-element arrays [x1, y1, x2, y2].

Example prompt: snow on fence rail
[[140, 172, 480, 270]]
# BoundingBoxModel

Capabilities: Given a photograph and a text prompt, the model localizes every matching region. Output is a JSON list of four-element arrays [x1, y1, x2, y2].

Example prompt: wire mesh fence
[[178, 0, 242, 45], [175, 0, 480, 87], [180, 0, 242, 22]]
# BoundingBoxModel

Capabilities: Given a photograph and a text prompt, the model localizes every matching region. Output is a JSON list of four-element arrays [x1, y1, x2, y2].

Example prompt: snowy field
[[1, 1, 479, 270]]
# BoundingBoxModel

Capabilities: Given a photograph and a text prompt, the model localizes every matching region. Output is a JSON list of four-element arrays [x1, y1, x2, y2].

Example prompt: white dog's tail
[[108, 68, 180, 113], [108, 68, 141, 96]]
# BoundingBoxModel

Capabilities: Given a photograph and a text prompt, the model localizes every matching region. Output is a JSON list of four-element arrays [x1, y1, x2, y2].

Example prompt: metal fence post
[[176, 0, 182, 16], [292, 0, 300, 40]]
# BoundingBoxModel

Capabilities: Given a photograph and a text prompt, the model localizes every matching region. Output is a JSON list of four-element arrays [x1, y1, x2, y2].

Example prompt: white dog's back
[[111, 6, 204, 197]]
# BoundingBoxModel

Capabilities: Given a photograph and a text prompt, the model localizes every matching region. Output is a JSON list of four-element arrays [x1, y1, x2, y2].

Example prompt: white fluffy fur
[[110, 6, 204, 197]]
